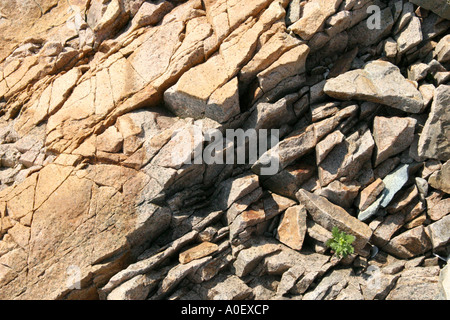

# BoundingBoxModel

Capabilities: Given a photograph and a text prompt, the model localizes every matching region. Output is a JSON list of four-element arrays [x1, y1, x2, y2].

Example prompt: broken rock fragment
[[324, 60, 424, 113]]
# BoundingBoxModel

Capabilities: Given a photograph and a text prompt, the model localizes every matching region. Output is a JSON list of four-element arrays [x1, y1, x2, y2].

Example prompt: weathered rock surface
[[373, 116, 417, 167], [409, 0, 450, 20], [296, 190, 372, 254], [417, 85, 450, 161], [324, 60, 424, 113], [276, 205, 307, 251]]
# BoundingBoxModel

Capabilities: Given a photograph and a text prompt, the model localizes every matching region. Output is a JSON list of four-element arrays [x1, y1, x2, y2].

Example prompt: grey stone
[[318, 127, 374, 187], [361, 266, 400, 300], [395, 16, 423, 55], [213, 174, 260, 211], [358, 164, 410, 221], [252, 105, 358, 175], [233, 239, 283, 277], [315, 180, 360, 208], [436, 35, 450, 63], [439, 264, 450, 300], [302, 268, 353, 300]]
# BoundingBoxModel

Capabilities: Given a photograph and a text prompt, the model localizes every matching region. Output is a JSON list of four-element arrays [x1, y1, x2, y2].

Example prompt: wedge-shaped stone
[[252, 104, 358, 175], [256, 44, 310, 93], [213, 174, 260, 211], [373, 116, 417, 167], [165, 0, 287, 121], [426, 215, 450, 249], [288, 0, 343, 40], [276, 205, 307, 251], [233, 238, 283, 277], [428, 160, 450, 194], [318, 127, 374, 187], [239, 32, 302, 85], [409, 0, 450, 20], [358, 164, 411, 221], [417, 85, 450, 161], [383, 226, 432, 259], [324, 60, 424, 113], [207, 275, 253, 300]]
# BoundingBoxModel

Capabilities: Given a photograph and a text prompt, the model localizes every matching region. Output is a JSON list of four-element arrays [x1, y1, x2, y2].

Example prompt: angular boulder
[[324, 60, 424, 113]]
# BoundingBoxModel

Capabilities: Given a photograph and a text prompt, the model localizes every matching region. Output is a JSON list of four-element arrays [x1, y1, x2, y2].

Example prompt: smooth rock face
[[0, 0, 448, 302], [324, 60, 424, 113]]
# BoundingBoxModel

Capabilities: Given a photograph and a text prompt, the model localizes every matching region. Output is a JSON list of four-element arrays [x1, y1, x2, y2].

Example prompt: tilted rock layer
[[0, 0, 449, 300]]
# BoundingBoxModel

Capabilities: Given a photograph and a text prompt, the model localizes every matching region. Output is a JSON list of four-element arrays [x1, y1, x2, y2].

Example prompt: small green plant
[[326, 227, 355, 258]]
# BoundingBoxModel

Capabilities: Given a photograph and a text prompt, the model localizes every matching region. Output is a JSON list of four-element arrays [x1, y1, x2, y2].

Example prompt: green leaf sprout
[[326, 227, 356, 259]]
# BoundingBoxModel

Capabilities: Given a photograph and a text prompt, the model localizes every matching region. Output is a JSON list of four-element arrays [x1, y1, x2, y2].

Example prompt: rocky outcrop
[[0, 0, 449, 301]]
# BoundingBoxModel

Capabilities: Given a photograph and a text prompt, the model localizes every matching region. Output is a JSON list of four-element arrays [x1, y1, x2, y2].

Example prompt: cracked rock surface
[[0, 0, 449, 300]]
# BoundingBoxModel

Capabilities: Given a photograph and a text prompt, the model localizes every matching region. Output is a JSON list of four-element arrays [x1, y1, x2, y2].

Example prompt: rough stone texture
[[386, 266, 442, 300], [356, 178, 385, 211], [426, 215, 450, 250], [358, 164, 411, 221], [383, 226, 433, 259], [276, 205, 307, 251], [440, 264, 450, 300], [296, 190, 372, 254], [409, 0, 450, 20], [179, 242, 219, 264], [436, 35, 450, 63], [318, 126, 374, 187], [418, 85, 450, 162], [324, 60, 424, 113], [373, 117, 417, 167], [289, 0, 343, 40]]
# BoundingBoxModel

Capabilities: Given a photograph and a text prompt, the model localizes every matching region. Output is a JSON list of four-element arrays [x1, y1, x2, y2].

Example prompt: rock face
[[409, 0, 450, 20], [373, 117, 417, 167], [324, 60, 424, 113], [0, 0, 449, 301]]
